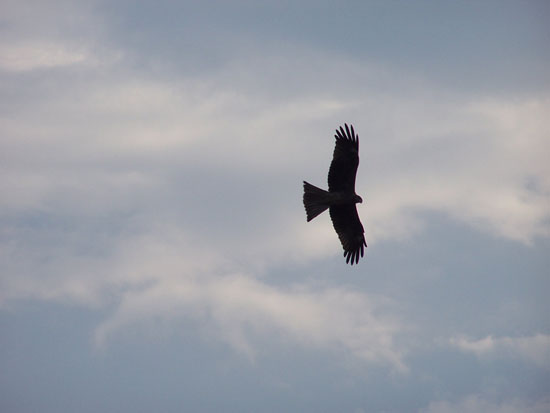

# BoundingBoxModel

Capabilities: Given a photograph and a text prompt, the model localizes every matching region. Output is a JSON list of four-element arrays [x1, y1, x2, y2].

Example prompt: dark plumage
[[303, 124, 367, 265]]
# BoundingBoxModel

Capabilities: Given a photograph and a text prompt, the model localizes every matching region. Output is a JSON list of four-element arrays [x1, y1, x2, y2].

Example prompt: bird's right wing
[[329, 204, 367, 265]]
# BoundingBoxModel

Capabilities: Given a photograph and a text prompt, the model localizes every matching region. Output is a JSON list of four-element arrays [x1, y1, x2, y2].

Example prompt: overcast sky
[[1, 1, 549, 412]]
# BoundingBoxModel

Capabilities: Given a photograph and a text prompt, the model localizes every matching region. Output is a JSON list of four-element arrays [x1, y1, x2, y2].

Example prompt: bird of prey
[[303, 124, 367, 265]]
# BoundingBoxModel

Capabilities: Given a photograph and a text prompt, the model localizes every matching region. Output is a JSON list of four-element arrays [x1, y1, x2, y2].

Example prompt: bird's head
[[355, 195, 363, 204]]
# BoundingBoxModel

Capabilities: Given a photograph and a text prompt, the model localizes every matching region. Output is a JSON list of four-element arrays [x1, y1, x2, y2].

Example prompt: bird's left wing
[[328, 124, 359, 192], [329, 204, 367, 265]]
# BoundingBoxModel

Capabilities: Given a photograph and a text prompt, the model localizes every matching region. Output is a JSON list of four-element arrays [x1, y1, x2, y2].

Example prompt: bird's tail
[[303, 181, 330, 222]]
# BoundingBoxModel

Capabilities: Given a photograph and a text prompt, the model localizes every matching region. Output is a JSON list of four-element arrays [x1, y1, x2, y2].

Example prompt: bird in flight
[[303, 124, 367, 265]]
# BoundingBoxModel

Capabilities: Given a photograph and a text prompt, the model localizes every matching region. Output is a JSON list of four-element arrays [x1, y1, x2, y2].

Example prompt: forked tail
[[303, 181, 330, 222]]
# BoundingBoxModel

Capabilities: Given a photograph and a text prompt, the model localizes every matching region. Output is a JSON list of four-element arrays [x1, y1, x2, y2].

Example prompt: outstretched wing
[[329, 204, 367, 265], [328, 124, 359, 192]]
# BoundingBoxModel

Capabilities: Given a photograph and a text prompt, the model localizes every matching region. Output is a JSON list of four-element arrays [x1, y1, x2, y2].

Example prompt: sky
[[1, 1, 549, 412]]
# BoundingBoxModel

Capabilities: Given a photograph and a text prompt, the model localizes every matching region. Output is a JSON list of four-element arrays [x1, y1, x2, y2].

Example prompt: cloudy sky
[[1, 1, 549, 412]]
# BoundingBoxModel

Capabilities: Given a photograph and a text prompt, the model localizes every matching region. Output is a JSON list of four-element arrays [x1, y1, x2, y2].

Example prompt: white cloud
[[450, 334, 550, 368], [78, 229, 407, 371], [0, 42, 91, 71], [1, 5, 549, 376], [1, 2, 548, 411], [1, 220, 406, 370], [1, 50, 549, 362], [421, 395, 550, 413], [2, 54, 549, 242], [0, 1, 110, 71], [362, 95, 550, 244], [94, 270, 406, 371]]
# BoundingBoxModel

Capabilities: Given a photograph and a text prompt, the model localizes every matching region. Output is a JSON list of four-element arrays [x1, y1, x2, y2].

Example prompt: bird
[[303, 123, 367, 265]]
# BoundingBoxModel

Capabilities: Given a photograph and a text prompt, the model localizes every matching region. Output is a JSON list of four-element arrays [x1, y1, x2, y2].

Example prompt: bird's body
[[303, 124, 367, 265]]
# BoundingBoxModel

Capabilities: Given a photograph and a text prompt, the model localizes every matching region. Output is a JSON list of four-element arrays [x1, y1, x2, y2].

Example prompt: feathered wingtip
[[344, 238, 367, 265], [303, 181, 330, 222], [335, 123, 358, 146]]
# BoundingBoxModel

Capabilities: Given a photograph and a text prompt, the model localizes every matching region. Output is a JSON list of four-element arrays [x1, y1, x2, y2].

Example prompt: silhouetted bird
[[303, 124, 367, 265]]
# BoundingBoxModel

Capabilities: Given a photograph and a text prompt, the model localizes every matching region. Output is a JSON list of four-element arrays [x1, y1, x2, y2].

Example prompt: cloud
[[450, 334, 550, 369], [82, 229, 407, 372], [362, 94, 550, 244], [2, 50, 549, 240], [94, 271, 406, 371], [421, 395, 550, 413], [1, 0, 549, 379], [0, 41, 92, 71], [1, 46, 549, 358], [0, 1, 109, 70], [1, 218, 406, 370]]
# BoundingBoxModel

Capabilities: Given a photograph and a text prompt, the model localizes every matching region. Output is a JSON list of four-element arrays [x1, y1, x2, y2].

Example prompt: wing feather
[[328, 123, 359, 192], [329, 204, 367, 265]]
